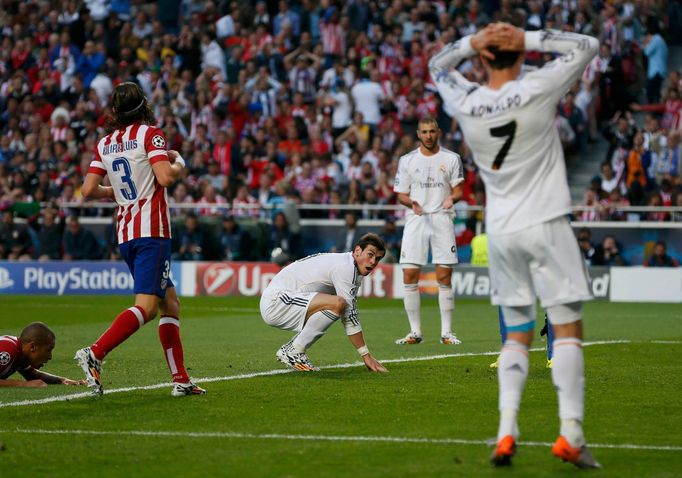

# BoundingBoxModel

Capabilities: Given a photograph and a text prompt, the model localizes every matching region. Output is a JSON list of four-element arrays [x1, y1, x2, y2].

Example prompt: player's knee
[[501, 305, 536, 342], [546, 302, 582, 326], [330, 297, 348, 316]]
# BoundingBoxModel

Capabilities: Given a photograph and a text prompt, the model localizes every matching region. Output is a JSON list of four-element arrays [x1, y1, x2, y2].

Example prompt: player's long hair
[[105, 82, 156, 132], [487, 48, 523, 70]]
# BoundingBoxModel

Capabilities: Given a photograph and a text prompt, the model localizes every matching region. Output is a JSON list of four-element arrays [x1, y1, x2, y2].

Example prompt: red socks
[[92, 306, 148, 360], [158, 316, 190, 383]]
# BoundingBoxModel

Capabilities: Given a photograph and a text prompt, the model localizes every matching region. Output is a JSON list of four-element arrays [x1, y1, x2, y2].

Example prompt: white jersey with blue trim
[[430, 30, 599, 234]]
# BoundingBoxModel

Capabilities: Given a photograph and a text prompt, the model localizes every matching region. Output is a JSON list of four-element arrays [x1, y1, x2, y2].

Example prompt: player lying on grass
[[0, 322, 86, 387], [261, 233, 388, 373]]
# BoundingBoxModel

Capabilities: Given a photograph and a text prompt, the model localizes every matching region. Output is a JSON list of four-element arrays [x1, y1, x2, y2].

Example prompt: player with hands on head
[[1, 322, 86, 388], [261, 233, 388, 373], [76, 82, 205, 397], [393, 117, 465, 347], [430, 23, 601, 468]]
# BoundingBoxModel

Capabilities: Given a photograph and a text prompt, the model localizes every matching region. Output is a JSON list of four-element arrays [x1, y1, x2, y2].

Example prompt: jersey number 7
[[490, 120, 517, 170]]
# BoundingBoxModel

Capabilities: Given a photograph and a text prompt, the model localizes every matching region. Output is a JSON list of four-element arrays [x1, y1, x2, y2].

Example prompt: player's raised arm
[[428, 37, 481, 106], [522, 30, 599, 101]]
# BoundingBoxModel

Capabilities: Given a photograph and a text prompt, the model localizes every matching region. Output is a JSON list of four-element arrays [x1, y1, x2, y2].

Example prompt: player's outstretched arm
[[20, 368, 87, 386], [347, 332, 388, 373]]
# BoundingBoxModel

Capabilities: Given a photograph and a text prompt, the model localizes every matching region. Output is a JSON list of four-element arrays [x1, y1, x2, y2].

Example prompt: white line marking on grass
[[0, 339, 667, 409], [1, 429, 680, 452]]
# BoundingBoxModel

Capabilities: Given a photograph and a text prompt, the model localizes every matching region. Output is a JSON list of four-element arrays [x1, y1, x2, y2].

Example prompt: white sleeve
[[329, 264, 362, 336], [428, 36, 481, 111], [523, 31, 599, 102], [393, 156, 411, 194], [450, 155, 464, 188]]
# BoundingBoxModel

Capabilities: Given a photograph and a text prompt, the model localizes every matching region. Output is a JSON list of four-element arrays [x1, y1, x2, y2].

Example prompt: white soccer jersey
[[88, 123, 171, 243], [429, 31, 599, 234], [393, 147, 464, 216], [265, 252, 363, 329]]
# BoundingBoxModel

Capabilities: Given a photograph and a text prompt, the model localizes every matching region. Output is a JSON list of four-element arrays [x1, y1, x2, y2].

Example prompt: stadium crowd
[[0, 0, 680, 263]]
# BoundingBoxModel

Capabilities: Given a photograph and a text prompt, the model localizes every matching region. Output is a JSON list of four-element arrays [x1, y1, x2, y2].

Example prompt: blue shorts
[[119, 238, 174, 298]]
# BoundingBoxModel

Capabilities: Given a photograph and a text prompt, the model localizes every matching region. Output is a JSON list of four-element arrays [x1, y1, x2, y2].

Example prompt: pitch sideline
[[0, 428, 680, 452], [0, 339, 672, 409]]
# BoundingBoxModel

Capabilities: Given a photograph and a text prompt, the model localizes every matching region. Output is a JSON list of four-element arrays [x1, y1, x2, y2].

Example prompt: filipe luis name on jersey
[[102, 139, 139, 155], [470, 94, 522, 117]]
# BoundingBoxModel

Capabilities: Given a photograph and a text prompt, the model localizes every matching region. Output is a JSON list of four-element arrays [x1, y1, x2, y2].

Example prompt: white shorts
[[399, 213, 458, 266], [260, 288, 315, 332], [488, 217, 593, 308]]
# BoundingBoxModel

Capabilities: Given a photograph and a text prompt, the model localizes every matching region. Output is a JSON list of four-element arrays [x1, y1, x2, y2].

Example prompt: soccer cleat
[[552, 436, 602, 469], [546, 358, 553, 369], [490, 435, 516, 466], [489, 355, 501, 368], [276, 340, 320, 372], [394, 332, 423, 345], [74, 347, 103, 396], [171, 381, 207, 397], [440, 332, 462, 345]]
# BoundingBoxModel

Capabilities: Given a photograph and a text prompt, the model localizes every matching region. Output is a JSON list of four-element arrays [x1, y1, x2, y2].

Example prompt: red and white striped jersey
[[0, 335, 26, 379], [88, 123, 171, 244]]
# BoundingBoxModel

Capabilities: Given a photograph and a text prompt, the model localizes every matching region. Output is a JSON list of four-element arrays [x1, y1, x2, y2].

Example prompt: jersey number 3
[[112, 157, 138, 200], [489, 120, 516, 171]]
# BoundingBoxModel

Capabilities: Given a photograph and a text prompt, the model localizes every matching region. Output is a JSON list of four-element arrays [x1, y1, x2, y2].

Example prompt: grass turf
[[0, 296, 680, 477]]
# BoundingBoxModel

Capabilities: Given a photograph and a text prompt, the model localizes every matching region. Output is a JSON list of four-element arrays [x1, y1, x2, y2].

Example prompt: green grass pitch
[[0, 295, 680, 477]]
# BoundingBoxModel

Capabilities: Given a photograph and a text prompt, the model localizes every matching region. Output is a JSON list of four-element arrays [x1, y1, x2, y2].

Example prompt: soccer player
[[429, 24, 600, 468], [261, 233, 388, 373], [393, 117, 465, 346], [75, 82, 205, 397], [1, 322, 86, 387]]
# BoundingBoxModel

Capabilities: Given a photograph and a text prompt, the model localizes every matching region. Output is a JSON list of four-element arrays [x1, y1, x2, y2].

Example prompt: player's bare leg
[[436, 265, 460, 344], [396, 266, 423, 344], [159, 288, 205, 396]]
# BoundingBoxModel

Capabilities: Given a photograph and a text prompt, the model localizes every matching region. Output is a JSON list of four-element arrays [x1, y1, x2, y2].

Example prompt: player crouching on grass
[[261, 233, 388, 373], [0, 322, 86, 388]]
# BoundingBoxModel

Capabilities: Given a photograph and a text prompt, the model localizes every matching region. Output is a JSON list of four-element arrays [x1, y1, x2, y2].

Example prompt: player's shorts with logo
[[260, 288, 315, 332], [488, 217, 593, 307], [119, 237, 173, 298], [399, 213, 458, 266]]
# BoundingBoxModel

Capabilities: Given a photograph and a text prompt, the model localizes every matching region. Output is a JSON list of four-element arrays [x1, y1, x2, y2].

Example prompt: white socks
[[292, 311, 338, 352], [552, 338, 585, 447], [497, 339, 529, 440], [438, 285, 454, 336], [403, 283, 421, 335]]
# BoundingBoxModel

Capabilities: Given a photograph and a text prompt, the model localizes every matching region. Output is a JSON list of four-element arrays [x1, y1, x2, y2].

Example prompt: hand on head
[[471, 23, 525, 59]]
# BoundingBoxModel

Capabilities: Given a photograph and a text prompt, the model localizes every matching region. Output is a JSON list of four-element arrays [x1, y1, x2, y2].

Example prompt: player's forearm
[[397, 193, 413, 208], [88, 185, 115, 200], [0, 379, 35, 387], [525, 31, 599, 64], [28, 370, 66, 385], [347, 332, 370, 356], [428, 37, 475, 75]]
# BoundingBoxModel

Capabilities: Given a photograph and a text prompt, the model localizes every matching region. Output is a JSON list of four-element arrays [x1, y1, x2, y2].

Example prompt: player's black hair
[[106, 82, 155, 132], [19, 322, 55, 346], [486, 48, 523, 70], [355, 233, 386, 253]]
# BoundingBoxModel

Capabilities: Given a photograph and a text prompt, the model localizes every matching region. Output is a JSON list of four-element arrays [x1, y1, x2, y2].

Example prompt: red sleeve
[[0, 337, 20, 379], [87, 146, 107, 176], [144, 126, 170, 165]]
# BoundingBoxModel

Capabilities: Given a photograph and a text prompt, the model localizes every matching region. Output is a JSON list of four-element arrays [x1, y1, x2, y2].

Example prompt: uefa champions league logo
[[0, 267, 14, 289], [0, 351, 10, 366]]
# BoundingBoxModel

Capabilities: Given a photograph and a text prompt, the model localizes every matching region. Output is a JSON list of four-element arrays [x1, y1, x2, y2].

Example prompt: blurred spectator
[[36, 207, 63, 261], [592, 235, 627, 266], [576, 228, 597, 266], [173, 213, 205, 261], [380, 216, 402, 263], [62, 215, 101, 261], [642, 19, 668, 104], [333, 211, 361, 253], [218, 215, 252, 261], [646, 241, 678, 267], [0, 210, 33, 260], [268, 211, 301, 263]]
